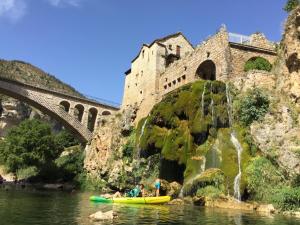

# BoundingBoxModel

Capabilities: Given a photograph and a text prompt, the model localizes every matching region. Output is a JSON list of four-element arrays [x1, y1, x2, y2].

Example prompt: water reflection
[[1, 189, 300, 225]]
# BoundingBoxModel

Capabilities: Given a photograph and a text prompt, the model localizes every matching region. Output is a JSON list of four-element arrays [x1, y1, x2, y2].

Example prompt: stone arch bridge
[[0, 77, 119, 143]]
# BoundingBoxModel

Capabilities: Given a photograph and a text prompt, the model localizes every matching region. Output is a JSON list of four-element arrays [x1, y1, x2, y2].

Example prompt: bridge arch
[[0, 78, 92, 143], [88, 107, 98, 132], [59, 100, 70, 112], [74, 104, 85, 122], [195, 60, 216, 80]]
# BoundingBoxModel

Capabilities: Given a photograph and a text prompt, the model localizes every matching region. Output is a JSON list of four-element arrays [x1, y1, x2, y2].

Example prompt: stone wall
[[158, 27, 230, 99], [231, 70, 276, 92], [229, 44, 277, 78]]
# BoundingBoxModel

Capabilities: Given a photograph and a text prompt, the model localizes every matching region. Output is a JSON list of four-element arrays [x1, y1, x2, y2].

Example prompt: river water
[[0, 187, 299, 225]]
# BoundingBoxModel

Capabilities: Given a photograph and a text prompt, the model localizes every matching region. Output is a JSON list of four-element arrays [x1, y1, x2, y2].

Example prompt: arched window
[[195, 60, 216, 80], [102, 110, 111, 116], [88, 107, 98, 132], [74, 104, 84, 122], [244, 57, 272, 72], [59, 101, 70, 112]]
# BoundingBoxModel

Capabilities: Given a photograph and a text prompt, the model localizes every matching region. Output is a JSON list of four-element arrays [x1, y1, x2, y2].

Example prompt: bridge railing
[[84, 95, 120, 109], [228, 32, 252, 45]]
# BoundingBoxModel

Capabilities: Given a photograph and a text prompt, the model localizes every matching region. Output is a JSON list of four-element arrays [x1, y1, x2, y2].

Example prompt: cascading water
[[210, 82, 216, 128], [201, 82, 206, 117], [134, 118, 148, 184], [139, 118, 148, 143], [226, 83, 233, 127], [231, 132, 243, 201], [226, 83, 244, 201]]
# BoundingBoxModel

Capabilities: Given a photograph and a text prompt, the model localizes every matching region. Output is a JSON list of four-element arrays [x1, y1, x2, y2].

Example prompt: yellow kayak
[[90, 196, 171, 204]]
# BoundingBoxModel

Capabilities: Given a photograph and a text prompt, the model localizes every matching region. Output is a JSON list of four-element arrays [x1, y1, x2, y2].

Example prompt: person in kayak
[[128, 184, 141, 197], [154, 178, 160, 197]]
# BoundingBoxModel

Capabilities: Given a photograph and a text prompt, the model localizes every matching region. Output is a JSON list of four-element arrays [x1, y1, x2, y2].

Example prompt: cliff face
[[250, 6, 300, 177], [0, 60, 84, 137]]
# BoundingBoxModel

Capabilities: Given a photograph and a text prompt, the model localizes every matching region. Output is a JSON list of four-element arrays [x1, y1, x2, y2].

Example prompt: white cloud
[[0, 0, 27, 22], [46, 0, 83, 7]]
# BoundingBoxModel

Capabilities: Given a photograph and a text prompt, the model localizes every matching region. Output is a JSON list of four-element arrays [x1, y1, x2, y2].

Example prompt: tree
[[284, 0, 299, 12], [0, 119, 64, 175]]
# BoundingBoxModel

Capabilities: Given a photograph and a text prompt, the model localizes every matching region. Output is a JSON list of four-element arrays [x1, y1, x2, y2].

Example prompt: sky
[[0, 0, 288, 104]]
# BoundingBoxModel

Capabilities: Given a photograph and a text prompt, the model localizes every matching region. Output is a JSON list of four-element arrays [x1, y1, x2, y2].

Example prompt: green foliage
[[0, 119, 63, 174], [16, 166, 38, 180], [237, 88, 270, 125], [0, 119, 82, 182], [271, 187, 300, 211], [284, 0, 299, 12], [244, 57, 272, 72], [55, 130, 80, 149], [245, 157, 284, 202], [196, 185, 223, 199], [122, 129, 136, 160], [76, 173, 106, 191], [184, 168, 225, 196], [55, 145, 84, 181]]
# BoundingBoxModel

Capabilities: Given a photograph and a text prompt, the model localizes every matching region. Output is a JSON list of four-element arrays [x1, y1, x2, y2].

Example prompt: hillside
[[0, 60, 84, 98]]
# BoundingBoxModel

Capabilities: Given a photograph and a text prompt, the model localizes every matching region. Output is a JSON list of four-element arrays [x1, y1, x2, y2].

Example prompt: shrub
[[196, 185, 222, 199], [237, 88, 270, 125], [284, 0, 299, 12], [55, 145, 84, 181], [77, 173, 106, 191], [244, 57, 272, 72], [245, 157, 284, 202], [272, 187, 300, 211]]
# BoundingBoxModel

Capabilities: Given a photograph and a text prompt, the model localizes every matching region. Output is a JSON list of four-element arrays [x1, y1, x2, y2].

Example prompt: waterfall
[[231, 132, 243, 201], [210, 83, 216, 127], [226, 83, 233, 127], [201, 82, 206, 117], [133, 118, 148, 184], [139, 118, 148, 143], [226, 83, 244, 201]]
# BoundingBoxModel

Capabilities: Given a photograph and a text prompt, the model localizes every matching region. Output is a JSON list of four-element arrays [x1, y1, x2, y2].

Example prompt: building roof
[[130, 32, 194, 64]]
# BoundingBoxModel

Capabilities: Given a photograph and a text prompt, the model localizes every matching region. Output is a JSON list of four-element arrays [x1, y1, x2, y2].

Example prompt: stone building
[[121, 26, 277, 123]]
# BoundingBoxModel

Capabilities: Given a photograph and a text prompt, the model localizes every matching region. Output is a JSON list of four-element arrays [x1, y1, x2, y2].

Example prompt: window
[[128, 85, 130, 88], [165, 78, 168, 82], [177, 77, 181, 82], [168, 45, 172, 50], [172, 80, 176, 85], [140, 90, 143, 94], [182, 75, 186, 80], [135, 83, 137, 86], [164, 85, 167, 89], [176, 45, 181, 56], [168, 82, 171, 87], [142, 50, 145, 58], [141, 70, 143, 76]]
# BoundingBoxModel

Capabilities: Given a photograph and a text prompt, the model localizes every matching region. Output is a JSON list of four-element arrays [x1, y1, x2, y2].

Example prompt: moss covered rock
[[136, 80, 256, 197]]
